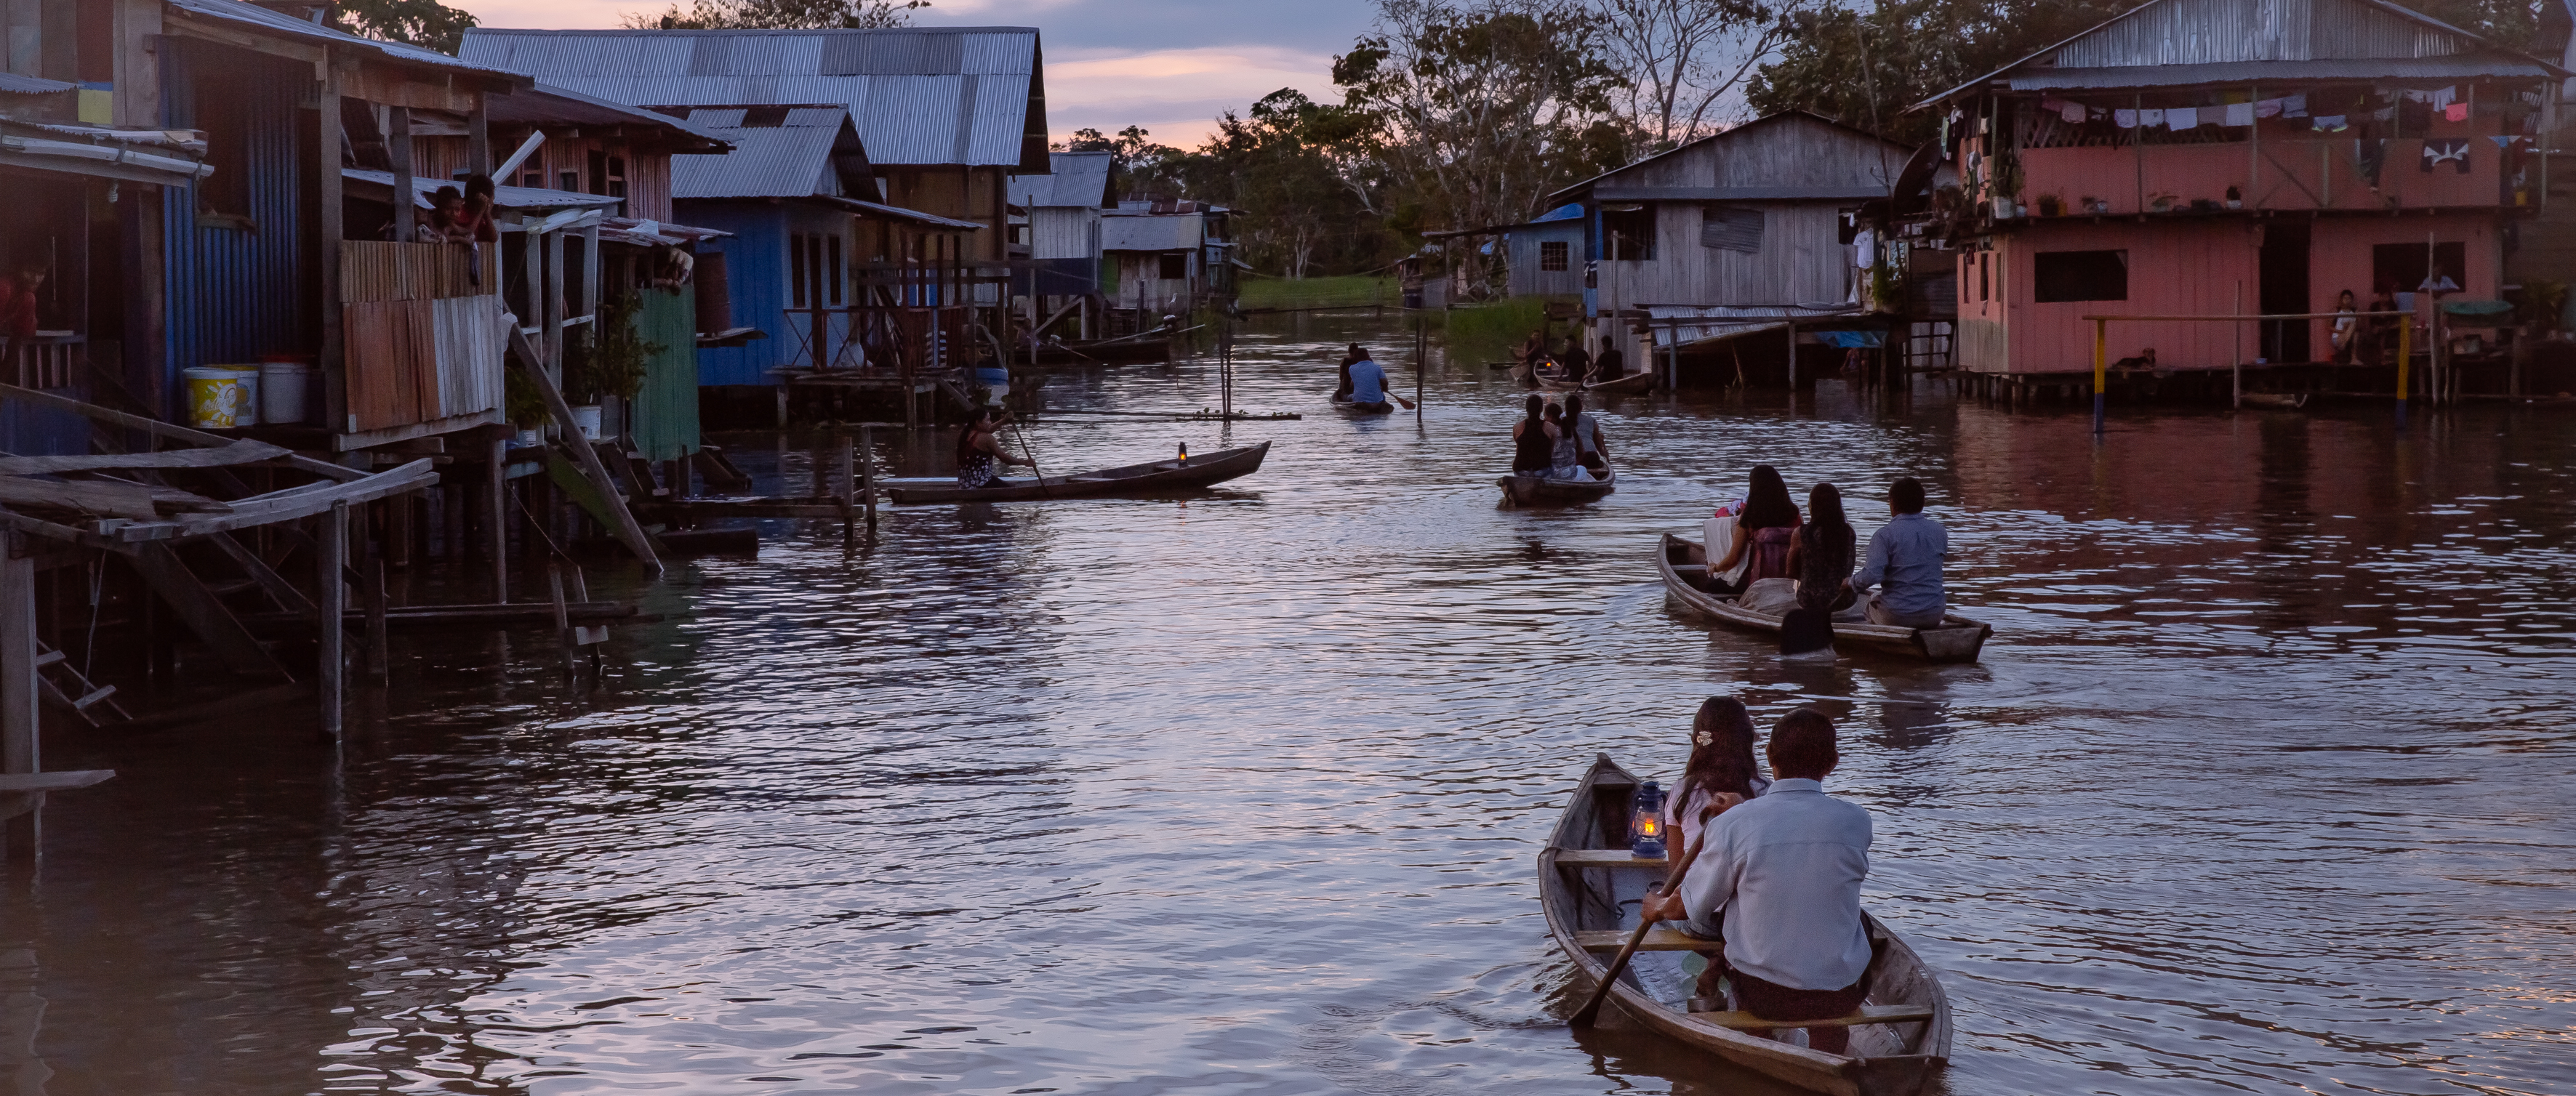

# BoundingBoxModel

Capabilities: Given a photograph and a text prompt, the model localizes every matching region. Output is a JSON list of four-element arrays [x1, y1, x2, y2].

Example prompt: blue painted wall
[[676, 201, 787, 387], [159, 41, 310, 419]]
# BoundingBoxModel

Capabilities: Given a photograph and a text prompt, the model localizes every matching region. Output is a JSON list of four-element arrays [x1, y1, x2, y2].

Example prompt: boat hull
[[1499, 469, 1615, 506], [886, 441, 1269, 503], [1655, 533, 1991, 662], [1540, 755, 1952, 1096], [1028, 337, 1174, 366]]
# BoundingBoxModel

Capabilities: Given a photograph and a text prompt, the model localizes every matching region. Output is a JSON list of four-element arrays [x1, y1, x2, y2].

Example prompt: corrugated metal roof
[[672, 122, 845, 199], [460, 28, 1042, 168], [1102, 214, 1200, 252], [1913, 0, 2568, 108], [488, 83, 731, 152], [0, 73, 74, 95], [345, 168, 619, 212], [166, 0, 529, 84], [2005, 57, 2558, 90], [1008, 150, 1114, 209]]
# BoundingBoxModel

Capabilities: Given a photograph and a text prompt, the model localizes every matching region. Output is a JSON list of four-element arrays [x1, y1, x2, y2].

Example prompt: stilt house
[[1911, 0, 2569, 387], [1008, 150, 1114, 337]]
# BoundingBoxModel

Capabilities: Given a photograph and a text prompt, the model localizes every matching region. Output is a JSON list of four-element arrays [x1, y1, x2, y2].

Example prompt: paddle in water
[[1570, 803, 1724, 1028]]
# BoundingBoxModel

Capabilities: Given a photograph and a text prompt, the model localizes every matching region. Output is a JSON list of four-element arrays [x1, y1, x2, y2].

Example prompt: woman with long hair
[[1709, 465, 1802, 589], [1661, 696, 1770, 998], [1544, 402, 1583, 478], [954, 407, 1034, 488], [1510, 395, 1555, 474], [1788, 482, 1858, 616]]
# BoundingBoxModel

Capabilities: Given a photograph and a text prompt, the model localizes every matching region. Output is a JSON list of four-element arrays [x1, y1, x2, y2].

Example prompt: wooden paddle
[[1001, 412, 1051, 499], [1571, 804, 1723, 1028]]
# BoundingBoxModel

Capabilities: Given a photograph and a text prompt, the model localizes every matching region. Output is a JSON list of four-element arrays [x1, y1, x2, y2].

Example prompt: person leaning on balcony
[[2330, 290, 2362, 364]]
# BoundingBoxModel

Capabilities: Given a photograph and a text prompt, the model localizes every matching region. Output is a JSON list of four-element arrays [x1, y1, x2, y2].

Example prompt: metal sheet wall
[[159, 40, 309, 416], [674, 201, 788, 387], [628, 285, 701, 460]]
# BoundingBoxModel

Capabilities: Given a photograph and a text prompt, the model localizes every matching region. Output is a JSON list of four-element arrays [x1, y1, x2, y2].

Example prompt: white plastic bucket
[[259, 363, 310, 424], [184, 366, 257, 428], [570, 404, 603, 440]]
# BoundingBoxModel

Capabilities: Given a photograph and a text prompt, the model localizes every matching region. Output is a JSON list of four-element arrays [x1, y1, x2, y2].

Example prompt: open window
[[2373, 242, 2464, 296], [1602, 206, 1655, 260], [2033, 249, 2127, 302], [1158, 252, 1189, 280]]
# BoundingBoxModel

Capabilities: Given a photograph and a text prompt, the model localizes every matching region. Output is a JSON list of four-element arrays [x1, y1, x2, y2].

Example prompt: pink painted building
[[1914, 0, 2567, 377]]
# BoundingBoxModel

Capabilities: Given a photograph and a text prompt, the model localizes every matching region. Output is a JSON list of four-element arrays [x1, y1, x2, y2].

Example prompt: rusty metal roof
[[1010, 150, 1115, 209], [487, 84, 731, 153], [459, 28, 1047, 170]]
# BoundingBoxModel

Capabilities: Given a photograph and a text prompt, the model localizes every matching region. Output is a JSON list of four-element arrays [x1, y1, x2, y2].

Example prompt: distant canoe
[[1498, 467, 1616, 506], [1027, 336, 1173, 366], [1541, 754, 1954, 1096], [885, 441, 1269, 503], [2240, 392, 2310, 409], [1585, 370, 1654, 395], [1656, 533, 1991, 662], [1332, 395, 1397, 415]]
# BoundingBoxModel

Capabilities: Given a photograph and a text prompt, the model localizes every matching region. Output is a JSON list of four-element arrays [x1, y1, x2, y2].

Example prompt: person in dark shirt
[[1592, 343, 1626, 382]]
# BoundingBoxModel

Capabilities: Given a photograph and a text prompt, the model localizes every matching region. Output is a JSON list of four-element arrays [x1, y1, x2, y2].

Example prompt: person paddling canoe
[[1339, 347, 1416, 413], [956, 407, 1035, 489]]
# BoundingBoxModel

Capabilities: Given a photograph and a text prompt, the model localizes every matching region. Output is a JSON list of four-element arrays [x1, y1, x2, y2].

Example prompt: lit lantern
[[1629, 781, 1667, 858]]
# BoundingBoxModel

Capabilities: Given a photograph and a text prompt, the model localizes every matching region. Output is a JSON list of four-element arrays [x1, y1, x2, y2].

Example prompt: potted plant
[[2036, 193, 2063, 217], [505, 370, 548, 448], [563, 291, 664, 441], [2225, 185, 2244, 210]]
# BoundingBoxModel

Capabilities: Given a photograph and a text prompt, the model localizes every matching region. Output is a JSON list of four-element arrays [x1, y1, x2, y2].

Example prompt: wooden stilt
[[318, 501, 345, 741], [1, 547, 37, 861], [486, 438, 508, 600], [859, 424, 877, 532], [365, 560, 389, 684]]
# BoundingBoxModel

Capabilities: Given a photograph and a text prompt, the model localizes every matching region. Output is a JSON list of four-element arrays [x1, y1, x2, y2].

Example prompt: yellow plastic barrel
[[184, 366, 259, 428]]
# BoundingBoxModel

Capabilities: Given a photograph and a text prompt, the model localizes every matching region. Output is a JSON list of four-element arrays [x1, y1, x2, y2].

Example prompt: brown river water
[[8, 315, 2574, 1095]]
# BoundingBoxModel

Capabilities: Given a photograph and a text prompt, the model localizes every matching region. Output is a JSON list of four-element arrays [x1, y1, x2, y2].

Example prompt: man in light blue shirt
[[1641, 710, 1874, 1053], [1342, 350, 1415, 412], [1845, 477, 1948, 629]]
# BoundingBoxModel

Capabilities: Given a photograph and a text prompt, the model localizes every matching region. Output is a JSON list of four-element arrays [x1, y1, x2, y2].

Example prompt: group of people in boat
[[1637, 699, 1876, 1052], [1332, 344, 1416, 412], [1516, 331, 1626, 385], [1509, 394, 1612, 481], [1704, 467, 1949, 630]]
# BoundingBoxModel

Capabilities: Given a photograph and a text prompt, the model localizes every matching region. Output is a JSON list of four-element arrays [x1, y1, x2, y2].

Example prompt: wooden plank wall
[[341, 242, 505, 430]]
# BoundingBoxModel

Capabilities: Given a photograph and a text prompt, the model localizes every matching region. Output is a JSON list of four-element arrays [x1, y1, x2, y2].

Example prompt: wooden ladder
[[33, 640, 129, 727]]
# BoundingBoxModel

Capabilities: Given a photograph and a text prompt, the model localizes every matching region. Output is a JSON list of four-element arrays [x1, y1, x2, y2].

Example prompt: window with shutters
[[1539, 241, 1569, 271]]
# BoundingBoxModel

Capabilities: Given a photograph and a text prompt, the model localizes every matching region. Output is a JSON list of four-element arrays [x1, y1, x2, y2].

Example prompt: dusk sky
[[456, 0, 1382, 148]]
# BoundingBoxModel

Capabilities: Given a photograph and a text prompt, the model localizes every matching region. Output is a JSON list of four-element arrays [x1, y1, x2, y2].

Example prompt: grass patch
[[1237, 274, 1400, 311], [1440, 297, 1560, 366]]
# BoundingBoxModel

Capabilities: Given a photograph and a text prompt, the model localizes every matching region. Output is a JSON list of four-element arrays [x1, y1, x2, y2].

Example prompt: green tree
[[334, 0, 478, 54], [619, 0, 926, 31]]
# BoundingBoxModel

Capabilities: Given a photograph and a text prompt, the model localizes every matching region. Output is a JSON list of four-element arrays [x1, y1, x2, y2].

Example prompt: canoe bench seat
[[1683, 1003, 1935, 1031], [1553, 849, 1669, 869]]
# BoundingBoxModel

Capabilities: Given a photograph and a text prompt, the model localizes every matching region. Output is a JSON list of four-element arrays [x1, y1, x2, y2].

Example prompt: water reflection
[[0, 312, 2567, 1095]]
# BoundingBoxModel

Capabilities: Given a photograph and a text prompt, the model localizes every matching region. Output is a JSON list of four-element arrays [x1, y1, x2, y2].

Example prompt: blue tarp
[[1813, 331, 1885, 348]]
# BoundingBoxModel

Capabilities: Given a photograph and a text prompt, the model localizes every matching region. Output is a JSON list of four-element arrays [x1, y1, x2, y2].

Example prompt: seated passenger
[[1544, 402, 1586, 480], [1511, 395, 1555, 475], [1707, 465, 1800, 595], [1345, 348, 1416, 412], [1564, 394, 1610, 472], [1845, 477, 1948, 629], [1661, 696, 1771, 997], [1788, 482, 1858, 616], [955, 408, 1034, 489], [1333, 343, 1360, 401], [1640, 709, 1874, 1054]]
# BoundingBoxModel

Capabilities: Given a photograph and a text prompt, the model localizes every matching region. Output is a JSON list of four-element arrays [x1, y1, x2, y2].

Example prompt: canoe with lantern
[[1656, 533, 1991, 663], [883, 440, 1270, 503], [1540, 754, 1952, 1096]]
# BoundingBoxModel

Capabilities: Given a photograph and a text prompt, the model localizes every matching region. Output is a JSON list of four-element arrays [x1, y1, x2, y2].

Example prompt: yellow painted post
[[2395, 314, 2412, 431], [2092, 318, 2107, 435]]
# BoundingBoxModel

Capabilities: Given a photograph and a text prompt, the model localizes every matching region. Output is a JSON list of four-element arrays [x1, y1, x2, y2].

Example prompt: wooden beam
[[1, 552, 35, 778], [505, 326, 662, 576], [0, 384, 363, 481], [0, 771, 113, 792], [132, 543, 294, 680], [103, 459, 437, 542], [0, 478, 166, 520], [1688, 1004, 1937, 1031], [0, 509, 135, 555], [0, 439, 292, 475], [205, 532, 316, 616]]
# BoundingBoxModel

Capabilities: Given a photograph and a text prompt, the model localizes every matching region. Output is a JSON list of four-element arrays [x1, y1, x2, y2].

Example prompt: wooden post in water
[[2092, 318, 2108, 436], [2396, 311, 2412, 431], [1, 544, 36, 861], [486, 438, 508, 600], [2231, 283, 2243, 409], [320, 500, 346, 741], [858, 424, 877, 533]]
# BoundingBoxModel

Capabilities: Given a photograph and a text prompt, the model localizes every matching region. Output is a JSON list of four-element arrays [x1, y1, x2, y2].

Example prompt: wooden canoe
[[885, 441, 1269, 503], [1541, 754, 1952, 1096], [1331, 395, 1398, 415], [2239, 392, 2310, 409], [1027, 336, 1174, 366], [1499, 467, 1616, 506], [1585, 370, 1655, 395], [1656, 533, 1991, 662]]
